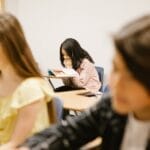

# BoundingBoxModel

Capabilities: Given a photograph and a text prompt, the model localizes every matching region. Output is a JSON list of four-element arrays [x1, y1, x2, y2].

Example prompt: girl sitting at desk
[[59, 38, 101, 92]]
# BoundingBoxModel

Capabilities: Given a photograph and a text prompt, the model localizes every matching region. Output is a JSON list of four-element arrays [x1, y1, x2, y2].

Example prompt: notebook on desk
[[48, 68, 78, 78], [48, 78, 84, 92]]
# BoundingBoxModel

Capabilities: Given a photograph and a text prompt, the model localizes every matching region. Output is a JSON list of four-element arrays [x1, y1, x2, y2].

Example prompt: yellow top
[[0, 77, 54, 144]]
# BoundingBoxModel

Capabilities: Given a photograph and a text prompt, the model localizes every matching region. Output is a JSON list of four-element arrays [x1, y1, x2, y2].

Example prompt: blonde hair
[[0, 12, 41, 77]]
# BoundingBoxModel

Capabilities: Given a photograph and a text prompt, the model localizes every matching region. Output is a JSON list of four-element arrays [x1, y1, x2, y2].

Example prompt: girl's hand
[[64, 58, 72, 68]]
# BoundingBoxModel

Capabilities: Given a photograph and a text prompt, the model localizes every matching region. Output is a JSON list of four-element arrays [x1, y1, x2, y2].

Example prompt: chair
[[47, 99, 58, 124], [102, 84, 110, 93], [95, 66, 104, 92], [53, 97, 63, 121]]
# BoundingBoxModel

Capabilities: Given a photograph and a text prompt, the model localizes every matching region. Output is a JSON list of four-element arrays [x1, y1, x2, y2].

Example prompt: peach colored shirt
[[63, 59, 101, 92]]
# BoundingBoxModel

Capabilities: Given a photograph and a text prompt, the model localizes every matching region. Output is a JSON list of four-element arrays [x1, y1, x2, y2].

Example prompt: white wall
[[5, 0, 150, 80]]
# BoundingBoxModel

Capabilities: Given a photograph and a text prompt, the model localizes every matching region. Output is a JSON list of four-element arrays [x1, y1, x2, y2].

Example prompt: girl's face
[[109, 51, 150, 120], [61, 49, 72, 68]]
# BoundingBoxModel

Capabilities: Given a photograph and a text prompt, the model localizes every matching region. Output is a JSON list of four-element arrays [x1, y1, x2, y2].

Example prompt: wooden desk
[[80, 137, 102, 150], [56, 90, 102, 149], [55, 90, 101, 111]]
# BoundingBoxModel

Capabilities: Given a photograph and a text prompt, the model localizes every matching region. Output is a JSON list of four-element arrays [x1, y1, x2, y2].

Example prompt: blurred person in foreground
[[0, 12, 57, 150], [18, 15, 150, 150]]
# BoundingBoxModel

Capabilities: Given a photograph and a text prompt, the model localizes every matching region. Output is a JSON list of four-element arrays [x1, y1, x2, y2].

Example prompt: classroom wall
[[5, 0, 150, 80]]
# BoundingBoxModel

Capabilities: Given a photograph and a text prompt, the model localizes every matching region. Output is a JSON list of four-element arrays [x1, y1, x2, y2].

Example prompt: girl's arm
[[71, 60, 94, 87], [0, 99, 43, 150]]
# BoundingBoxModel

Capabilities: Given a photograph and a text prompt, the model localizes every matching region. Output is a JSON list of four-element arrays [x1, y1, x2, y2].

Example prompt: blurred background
[[3, 0, 150, 83]]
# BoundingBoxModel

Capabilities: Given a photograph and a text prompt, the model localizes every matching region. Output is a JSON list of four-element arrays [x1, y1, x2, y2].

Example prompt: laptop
[[48, 78, 84, 92]]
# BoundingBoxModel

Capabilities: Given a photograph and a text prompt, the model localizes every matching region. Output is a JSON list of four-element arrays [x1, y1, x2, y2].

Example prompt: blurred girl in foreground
[[0, 12, 56, 149]]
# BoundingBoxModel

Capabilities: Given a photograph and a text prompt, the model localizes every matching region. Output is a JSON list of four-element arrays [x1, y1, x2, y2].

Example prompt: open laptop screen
[[48, 78, 84, 92], [48, 78, 64, 91]]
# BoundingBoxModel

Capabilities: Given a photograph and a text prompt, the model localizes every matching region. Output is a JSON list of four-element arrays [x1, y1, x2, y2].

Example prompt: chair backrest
[[53, 97, 63, 121], [47, 100, 58, 124], [102, 84, 110, 93], [95, 66, 104, 91]]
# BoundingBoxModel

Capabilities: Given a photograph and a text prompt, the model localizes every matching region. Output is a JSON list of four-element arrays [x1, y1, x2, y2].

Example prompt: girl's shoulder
[[82, 58, 91, 63], [16, 77, 51, 91], [80, 58, 94, 68], [11, 77, 54, 109]]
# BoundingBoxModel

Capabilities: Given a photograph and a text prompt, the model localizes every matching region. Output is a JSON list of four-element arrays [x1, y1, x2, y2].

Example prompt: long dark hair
[[0, 12, 41, 78], [60, 38, 94, 70], [114, 15, 150, 90]]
